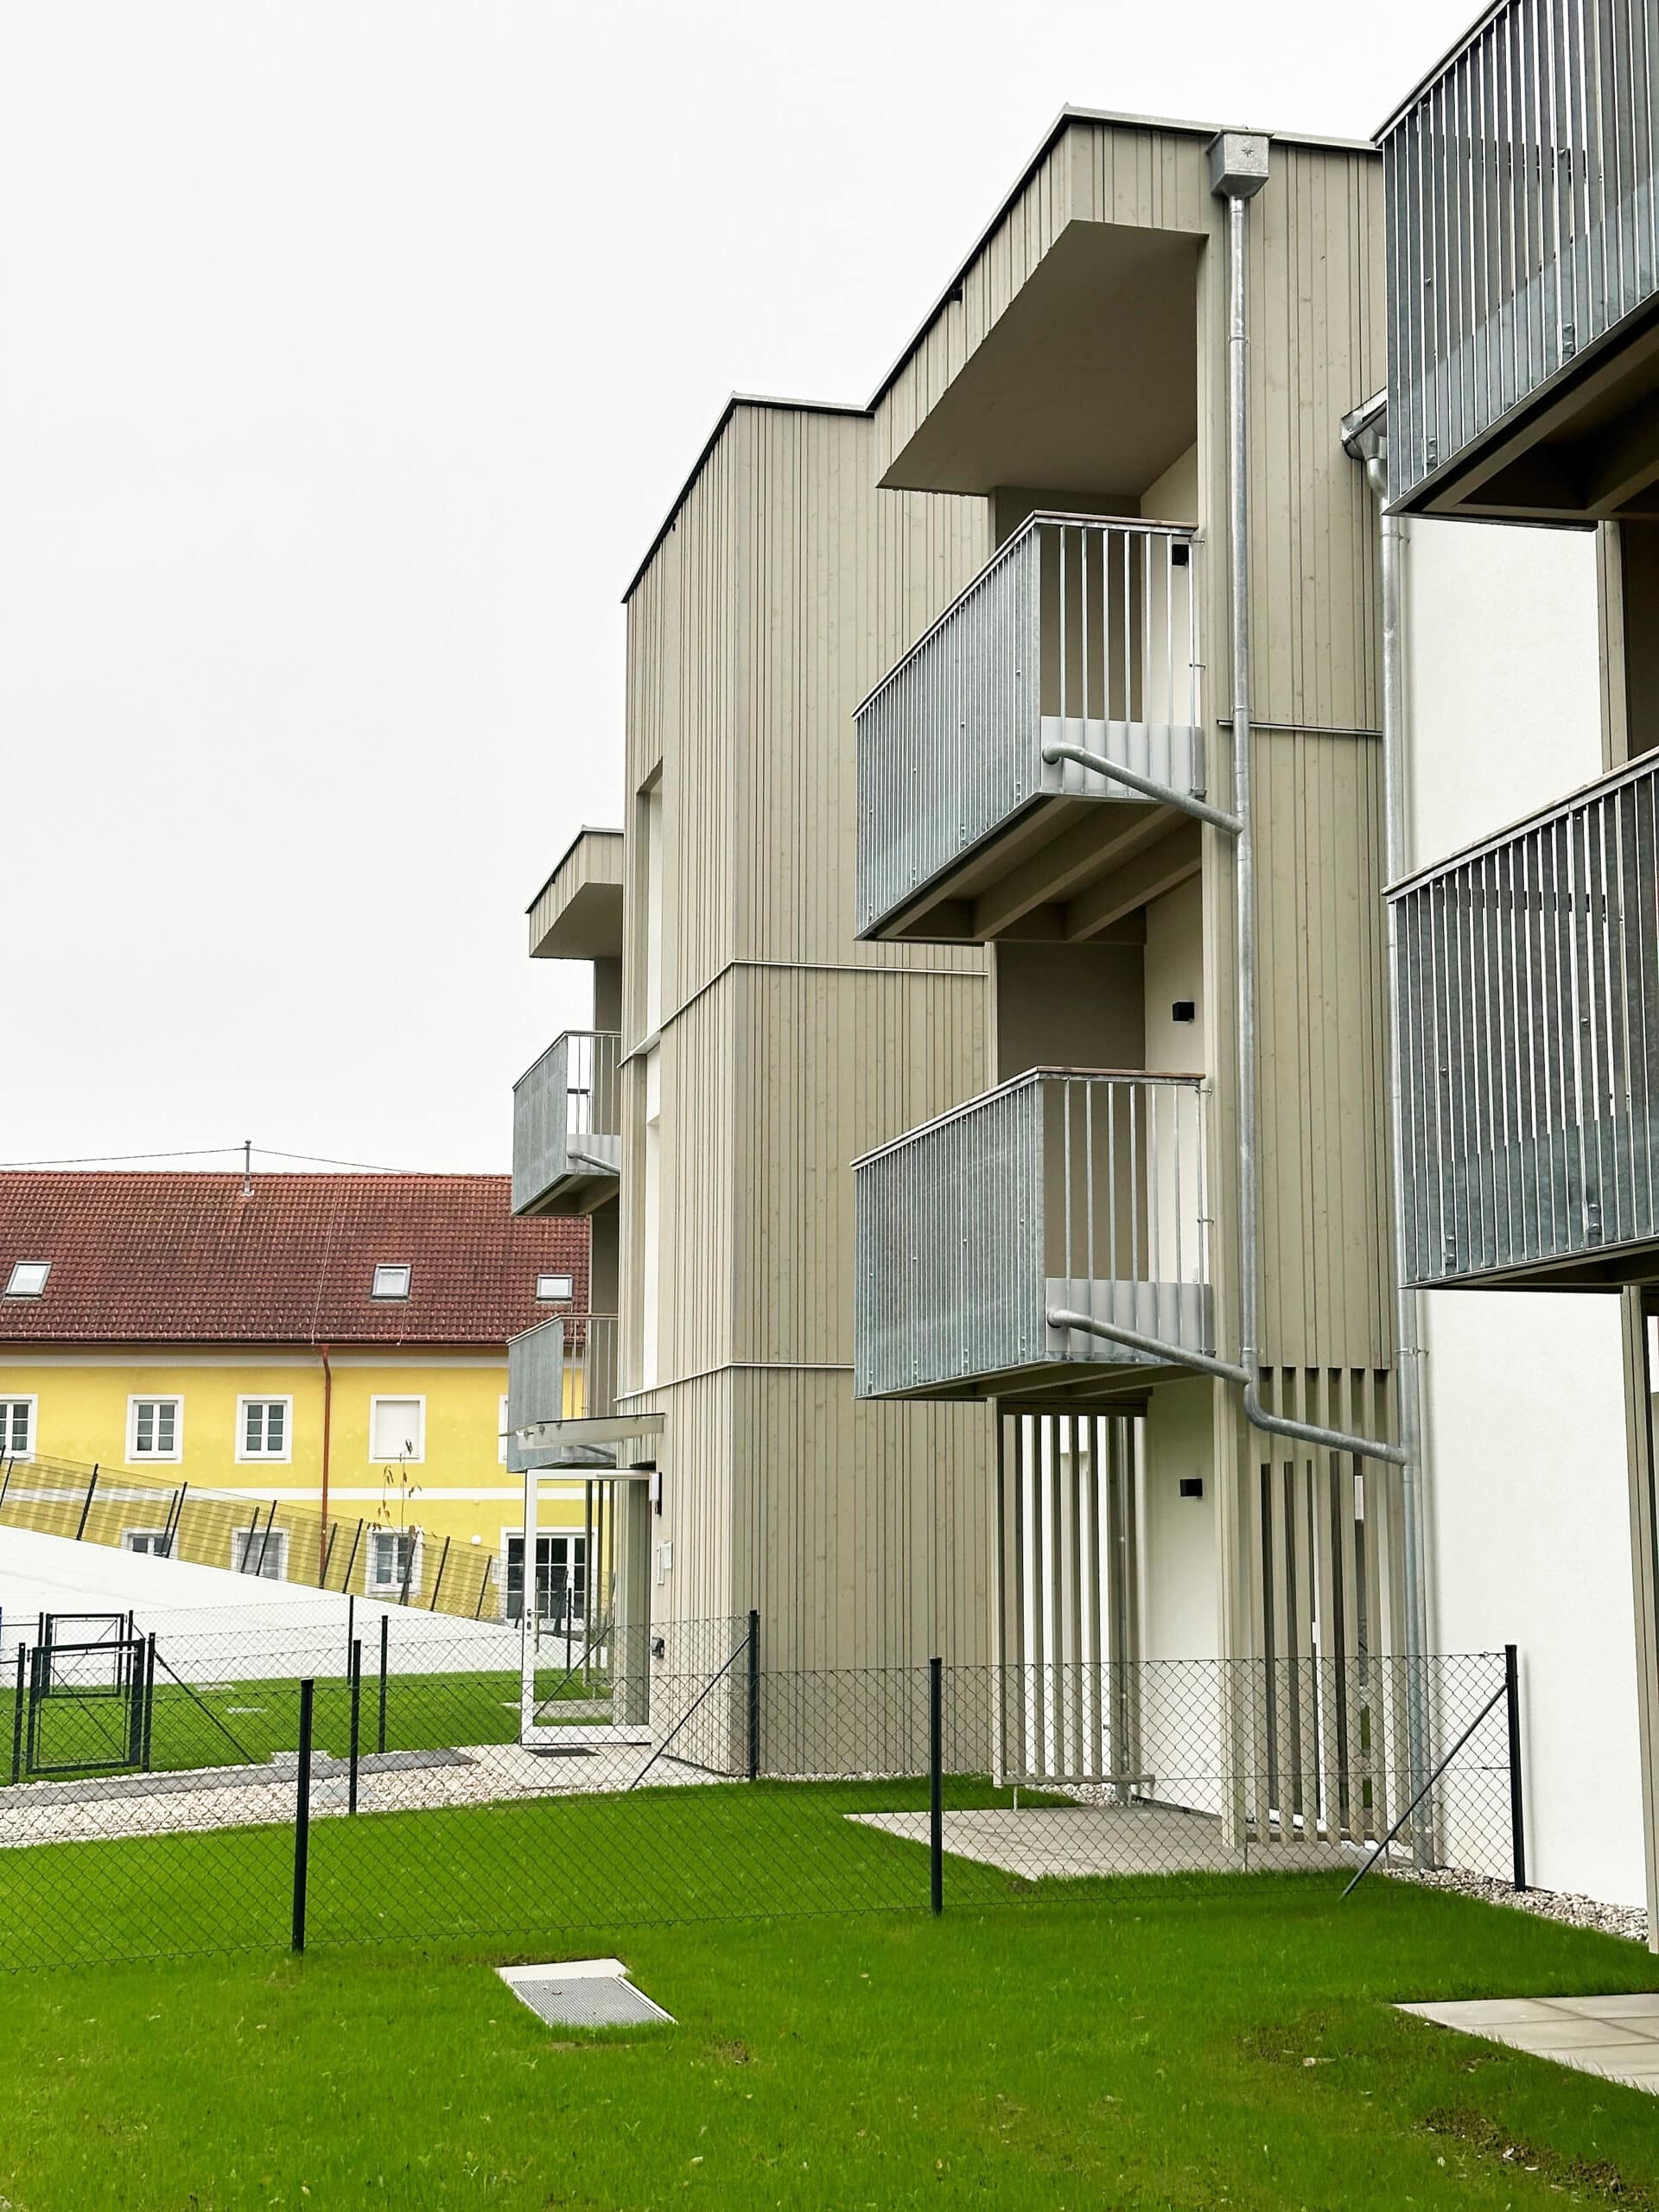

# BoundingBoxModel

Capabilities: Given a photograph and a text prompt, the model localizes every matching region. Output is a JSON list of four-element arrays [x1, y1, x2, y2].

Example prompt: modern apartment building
[[1369, 0, 1659, 1930]]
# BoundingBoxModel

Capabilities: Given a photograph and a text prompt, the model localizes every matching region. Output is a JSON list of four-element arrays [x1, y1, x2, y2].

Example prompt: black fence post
[[929, 1656, 944, 1918], [292, 1678, 315, 1954], [377, 1614, 389, 1755], [74, 1465, 99, 1543], [345, 1594, 355, 1678], [348, 1638, 363, 1815], [1504, 1643, 1527, 1892], [9, 1644, 24, 1783], [139, 1634, 156, 1770], [746, 1608, 760, 1783]]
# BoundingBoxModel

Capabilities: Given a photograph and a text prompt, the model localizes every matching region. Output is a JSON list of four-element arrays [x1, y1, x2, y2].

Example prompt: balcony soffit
[[527, 828, 626, 961], [879, 220, 1201, 500]]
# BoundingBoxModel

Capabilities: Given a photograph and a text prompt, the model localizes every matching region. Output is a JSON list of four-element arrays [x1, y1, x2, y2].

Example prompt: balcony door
[[518, 1467, 652, 1749]]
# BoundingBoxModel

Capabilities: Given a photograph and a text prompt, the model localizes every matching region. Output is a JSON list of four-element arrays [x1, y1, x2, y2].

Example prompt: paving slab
[[850, 1803, 1353, 1879], [1397, 1993, 1659, 2095]]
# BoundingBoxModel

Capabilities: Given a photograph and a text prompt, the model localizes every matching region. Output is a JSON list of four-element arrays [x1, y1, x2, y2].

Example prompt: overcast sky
[[0, 0, 1475, 1174]]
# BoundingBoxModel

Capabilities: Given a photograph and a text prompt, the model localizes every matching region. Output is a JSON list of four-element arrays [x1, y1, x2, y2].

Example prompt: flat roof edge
[[621, 393, 870, 603], [524, 826, 626, 918]]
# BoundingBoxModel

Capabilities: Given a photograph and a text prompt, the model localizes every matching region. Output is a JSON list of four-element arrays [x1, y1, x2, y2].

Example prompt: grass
[[0, 1665, 614, 1783], [3, 1872, 1659, 2210]]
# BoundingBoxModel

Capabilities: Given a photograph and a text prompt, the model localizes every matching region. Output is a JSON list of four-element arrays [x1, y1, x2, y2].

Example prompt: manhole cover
[[498, 1958, 673, 2029]]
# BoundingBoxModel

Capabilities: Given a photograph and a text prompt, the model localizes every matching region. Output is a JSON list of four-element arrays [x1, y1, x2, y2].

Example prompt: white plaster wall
[[1421, 1290, 1646, 1907], [1143, 875, 1205, 1077], [1139, 1377, 1217, 1662], [1405, 516, 1646, 1908], [1402, 517, 1603, 861]]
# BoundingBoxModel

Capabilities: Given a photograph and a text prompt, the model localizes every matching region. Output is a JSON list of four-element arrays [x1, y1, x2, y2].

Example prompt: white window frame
[[369, 1394, 425, 1464], [230, 1524, 289, 1581], [366, 1524, 422, 1598], [3, 1261, 49, 1299], [0, 1395, 37, 1459], [370, 1263, 411, 1301], [127, 1395, 184, 1464], [235, 1394, 294, 1464], [535, 1272, 575, 1302], [124, 1529, 174, 1558]]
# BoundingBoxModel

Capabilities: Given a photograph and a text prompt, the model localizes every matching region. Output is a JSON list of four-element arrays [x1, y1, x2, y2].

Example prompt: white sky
[[0, 0, 1477, 1173]]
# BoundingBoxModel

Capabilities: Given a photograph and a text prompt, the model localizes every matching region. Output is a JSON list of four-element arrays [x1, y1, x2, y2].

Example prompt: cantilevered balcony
[[1383, 0, 1659, 518], [511, 1030, 621, 1216], [506, 1313, 620, 1471], [855, 1070, 1212, 1402], [856, 515, 1204, 944], [1391, 753, 1659, 1287]]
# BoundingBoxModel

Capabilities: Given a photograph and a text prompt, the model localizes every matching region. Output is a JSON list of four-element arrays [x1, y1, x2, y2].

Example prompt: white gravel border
[[1384, 1863, 1651, 1946]]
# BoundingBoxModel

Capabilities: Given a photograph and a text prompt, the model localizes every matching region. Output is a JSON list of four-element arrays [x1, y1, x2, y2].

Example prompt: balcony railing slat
[[856, 518, 1201, 938], [1391, 753, 1659, 1281], [855, 1071, 1211, 1400], [1385, 0, 1659, 500], [511, 1029, 621, 1214]]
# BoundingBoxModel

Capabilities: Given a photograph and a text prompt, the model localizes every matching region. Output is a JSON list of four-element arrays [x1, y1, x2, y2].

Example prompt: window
[[536, 1273, 574, 1302], [367, 1526, 419, 1596], [129, 1397, 182, 1461], [237, 1396, 291, 1462], [3, 1261, 49, 1299], [124, 1530, 173, 1558], [369, 1395, 424, 1462], [0, 1397, 35, 1458], [231, 1525, 289, 1580], [371, 1264, 411, 1300], [499, 1391, 510, 1465]]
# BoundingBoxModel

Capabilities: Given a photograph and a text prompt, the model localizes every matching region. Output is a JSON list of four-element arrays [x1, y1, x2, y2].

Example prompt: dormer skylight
[[536, 1272, 575, 1302], [3, 1262, 50, 1300], [370, 1263, 411, 1301]]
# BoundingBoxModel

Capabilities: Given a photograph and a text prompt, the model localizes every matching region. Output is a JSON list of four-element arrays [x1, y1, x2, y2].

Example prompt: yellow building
[[0, 1170, 590, 1622]]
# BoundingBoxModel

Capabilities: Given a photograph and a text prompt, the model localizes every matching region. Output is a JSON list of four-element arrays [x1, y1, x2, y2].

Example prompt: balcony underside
[[1403, 302, 1659, 524], [868, 1278, 1214, 1404], [515, 1136, 621, 1219], [872, 793, 1200, 947]]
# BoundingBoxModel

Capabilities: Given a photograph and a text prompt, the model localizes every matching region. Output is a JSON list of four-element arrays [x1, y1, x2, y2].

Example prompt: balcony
[[855, 1070, 1212, 1402], [506, 1313, 620, 1471], [1390, 753, 1659, 1287], [511, 1030, 621, 1216], [1383, 0, 1659, 518], [856, 515, 1204, 944]]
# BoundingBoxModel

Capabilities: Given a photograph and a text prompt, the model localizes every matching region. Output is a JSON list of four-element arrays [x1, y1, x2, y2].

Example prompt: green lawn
[[2, 1874, 1657, 2209], [0, 1665, 614, 1783]]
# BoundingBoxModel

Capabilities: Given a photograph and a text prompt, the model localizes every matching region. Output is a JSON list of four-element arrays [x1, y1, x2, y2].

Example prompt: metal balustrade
[[506, 1313, 620, 1471], [1384, 0, 1659, 502], [855, 1071, 1211, 1401], [855, 515, 1202, 938], [511, 1030, 621, 1214], [1390, 753, 1659, 1282]]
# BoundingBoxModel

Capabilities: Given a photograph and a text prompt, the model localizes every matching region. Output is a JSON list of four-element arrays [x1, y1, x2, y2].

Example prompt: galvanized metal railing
[[1390, 752, 1659, 1281], [855, 515, 1202, 936], [854, 1070, 1211, 1400], [511, 1030, 622, 1213], [1384, 0, 1659, 501], [505, 1313, 620, 1470]]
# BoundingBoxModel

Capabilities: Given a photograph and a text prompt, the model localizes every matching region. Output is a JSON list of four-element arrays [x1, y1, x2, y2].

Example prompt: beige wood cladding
[[620, 402, 1000, 1664], [527, 827, 625, 961]]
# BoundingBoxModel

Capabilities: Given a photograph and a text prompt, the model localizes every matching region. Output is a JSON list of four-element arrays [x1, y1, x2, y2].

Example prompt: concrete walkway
[[0, 1741, 728, 1848], [1398, 1993, 1659, 2094], [849, 1802, 1353, 1878]]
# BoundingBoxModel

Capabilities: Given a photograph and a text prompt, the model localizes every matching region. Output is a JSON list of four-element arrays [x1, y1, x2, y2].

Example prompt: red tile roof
[[0, 1173, 588, 1346]]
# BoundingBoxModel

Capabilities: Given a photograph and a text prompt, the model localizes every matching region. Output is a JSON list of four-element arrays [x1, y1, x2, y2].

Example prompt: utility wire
[[0, 1143, 421, 1173]]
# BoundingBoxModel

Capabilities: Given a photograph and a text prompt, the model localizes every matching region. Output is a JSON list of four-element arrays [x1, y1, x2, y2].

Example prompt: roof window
[[536, 1272, 575, 1302], [3, 1262, 49, 1300], [370, 1263, 411, 1301]]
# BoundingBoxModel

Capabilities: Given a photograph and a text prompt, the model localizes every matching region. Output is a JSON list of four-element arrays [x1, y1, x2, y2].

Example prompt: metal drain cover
[[498, 1957, 674, 2029]]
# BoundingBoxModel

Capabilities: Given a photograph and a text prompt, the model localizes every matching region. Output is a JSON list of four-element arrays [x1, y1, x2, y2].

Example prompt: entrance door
[[518, 1468, 652, 1748]]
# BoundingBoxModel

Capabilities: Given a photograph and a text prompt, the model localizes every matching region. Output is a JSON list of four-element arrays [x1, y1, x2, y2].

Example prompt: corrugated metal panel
[[855, 1070, 1211, 1400], [1390, 752, 1659, 1282], [1383, 0, 1659, 503]]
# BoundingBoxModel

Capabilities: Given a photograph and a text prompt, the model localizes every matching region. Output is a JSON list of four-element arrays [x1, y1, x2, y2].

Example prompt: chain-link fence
[[0, 1619, 1519, 1972]]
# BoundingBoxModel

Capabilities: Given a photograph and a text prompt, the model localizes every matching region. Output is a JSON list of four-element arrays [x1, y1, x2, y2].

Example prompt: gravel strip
[[1384, 1863, 1651, 1945]]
